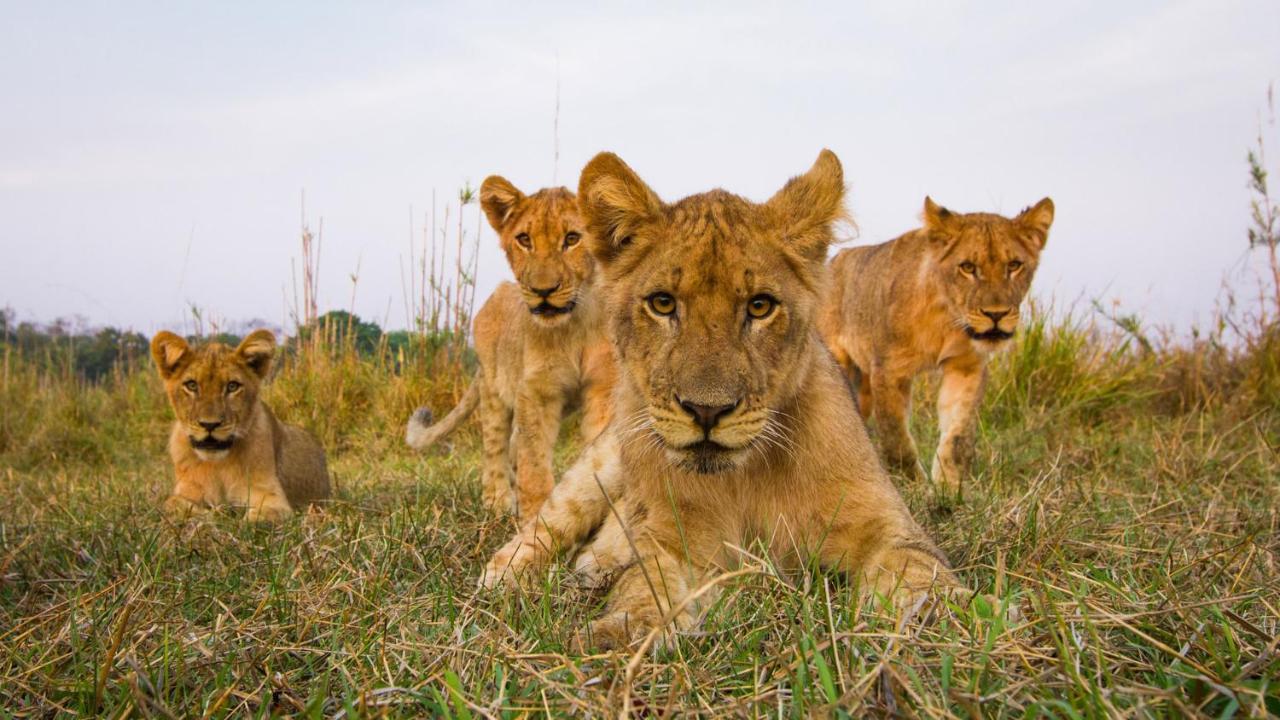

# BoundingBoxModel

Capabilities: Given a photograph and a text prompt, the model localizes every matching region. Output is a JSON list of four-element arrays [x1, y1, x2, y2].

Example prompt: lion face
[[480, 178, 592, 327], [150, 330, 275, 461], [923, 197, 1055, 348], [579, 151, 845, 474]]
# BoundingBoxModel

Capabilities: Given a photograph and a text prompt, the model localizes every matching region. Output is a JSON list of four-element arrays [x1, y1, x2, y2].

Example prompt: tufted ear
[[480, 175, 526, 232], [236, 329, 276, 379], [765, 149, 846, 263], [150, 331, 190, 380], [1015, 197, 1055, 249], [577, 152, 664, 266]]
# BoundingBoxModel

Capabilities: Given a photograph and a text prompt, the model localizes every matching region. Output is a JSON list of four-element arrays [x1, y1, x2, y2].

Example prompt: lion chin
[[666, 440, 748, 475]]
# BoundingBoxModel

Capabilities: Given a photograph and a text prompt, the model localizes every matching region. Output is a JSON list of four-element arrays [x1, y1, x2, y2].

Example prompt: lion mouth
[[189, 436, 235, 451], [674, 439, 740, 475], [964, 326, 1015, 342], [530, 300, 576, 317]]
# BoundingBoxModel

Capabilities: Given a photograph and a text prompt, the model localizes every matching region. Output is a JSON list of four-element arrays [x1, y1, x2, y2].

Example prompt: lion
[[479, 150, 960, 650], [405, 177, 615, 518], [818, 196, 1055, 493], [150, 329, 330, 522]]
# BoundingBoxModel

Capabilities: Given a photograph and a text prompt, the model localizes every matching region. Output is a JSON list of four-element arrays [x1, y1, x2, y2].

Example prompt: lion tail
[[405, 372, 482, 451]]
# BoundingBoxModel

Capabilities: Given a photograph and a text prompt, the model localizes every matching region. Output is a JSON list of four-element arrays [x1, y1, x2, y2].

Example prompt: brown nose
[[530, 282, 561, 299], [982, 309, 1009, 323], [199, 421, 221, 432], [678, 398, 738, 434]]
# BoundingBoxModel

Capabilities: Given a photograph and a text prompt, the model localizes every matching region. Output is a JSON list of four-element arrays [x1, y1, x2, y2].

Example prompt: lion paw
[[244, 501, 292, 524]]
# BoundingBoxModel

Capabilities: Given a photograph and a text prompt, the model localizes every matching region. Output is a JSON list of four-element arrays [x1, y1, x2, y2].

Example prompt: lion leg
[[579, 341, 616, 444], [571, 505, 636, 589], [478, 432, 622, 588], [478, 385, 516, 515], [932, 358, 986, 495], [870, 373, 926, 483], [513, 384, 566, 519]]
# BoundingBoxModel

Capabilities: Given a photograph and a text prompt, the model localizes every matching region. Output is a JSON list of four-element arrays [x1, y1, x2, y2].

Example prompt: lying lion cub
[[482, 150, 959, 650], [405, 178, 614, 518], [818, 197, 1054, 493], [151, 329, 330, 522]]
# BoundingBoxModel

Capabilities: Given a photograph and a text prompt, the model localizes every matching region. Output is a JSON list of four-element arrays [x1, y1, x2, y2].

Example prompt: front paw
[[163, 495, 207, 520], [574, 612, 647, 652], [477, 538, 545, 589], [244, 500, 292, 523]]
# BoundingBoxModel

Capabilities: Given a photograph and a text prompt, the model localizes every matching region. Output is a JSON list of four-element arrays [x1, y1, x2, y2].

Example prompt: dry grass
[[1, 306, 1278, 718]]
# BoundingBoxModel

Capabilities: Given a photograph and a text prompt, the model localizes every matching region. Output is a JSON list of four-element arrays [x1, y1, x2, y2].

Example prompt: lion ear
[[766, 149, 846, 263], [1015, 197, 1055, 249], [236, 329, 276, 379], [922, 196, 956, 234], [150, 331, 190, 379], [577, 152, 663, 266], [480, 175, 525, 232]]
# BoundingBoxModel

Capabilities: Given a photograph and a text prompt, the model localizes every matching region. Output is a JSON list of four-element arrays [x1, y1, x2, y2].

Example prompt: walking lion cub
[[819, 197, 1055, 493], [151, 329, 330, 522]]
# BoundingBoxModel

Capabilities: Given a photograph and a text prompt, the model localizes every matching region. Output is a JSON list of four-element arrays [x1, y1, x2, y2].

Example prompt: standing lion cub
[[819, 197, 1055, 493], [151, 329, 330, 522]]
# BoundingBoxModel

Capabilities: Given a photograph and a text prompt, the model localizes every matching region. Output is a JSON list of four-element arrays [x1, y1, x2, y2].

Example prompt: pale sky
[[2, 1, 1278, 334]]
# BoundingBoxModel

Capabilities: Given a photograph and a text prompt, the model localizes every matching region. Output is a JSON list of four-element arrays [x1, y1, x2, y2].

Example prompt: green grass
[[1, 315, 1278, 717]]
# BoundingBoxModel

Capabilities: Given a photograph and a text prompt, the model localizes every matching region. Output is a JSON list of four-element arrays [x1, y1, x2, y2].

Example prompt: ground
[[1, 317, 1278, 717]]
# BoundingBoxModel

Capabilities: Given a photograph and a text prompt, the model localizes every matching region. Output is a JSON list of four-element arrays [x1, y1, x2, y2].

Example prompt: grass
[[1, 307, 1278, 718]]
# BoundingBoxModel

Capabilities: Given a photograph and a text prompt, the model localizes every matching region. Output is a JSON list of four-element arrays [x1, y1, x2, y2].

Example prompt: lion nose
[[198, 420, 221, 432], [678, 398, 738, 433], [531, 282, 561, 299], [982, 308, 1010, 323]]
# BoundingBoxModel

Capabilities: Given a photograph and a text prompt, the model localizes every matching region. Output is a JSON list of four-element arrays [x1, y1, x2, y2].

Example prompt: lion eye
[[1008, 260, 1023, 273], [746, 294, 778, 320], [183, 380, 198, 393], [646, 292, 677, 317], [515, 232, 532, 249], [563, 231, 581, 249], [959, 261, 977, 275], [226, 381, 241, 394]]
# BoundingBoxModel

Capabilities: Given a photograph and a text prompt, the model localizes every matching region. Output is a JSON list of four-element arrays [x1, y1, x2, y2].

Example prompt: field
[[1, 306, 1277, 718]]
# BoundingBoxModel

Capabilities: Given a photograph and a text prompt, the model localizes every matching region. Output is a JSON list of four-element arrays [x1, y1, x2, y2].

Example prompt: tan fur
[[150, 329, 330, 522], [406, 179, 615, 518], [818, 197, 1055, 492], [481, 151, 960, 650]]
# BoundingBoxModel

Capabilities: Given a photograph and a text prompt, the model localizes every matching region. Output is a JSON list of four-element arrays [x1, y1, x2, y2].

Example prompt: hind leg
[[479, 385, 516, 515]]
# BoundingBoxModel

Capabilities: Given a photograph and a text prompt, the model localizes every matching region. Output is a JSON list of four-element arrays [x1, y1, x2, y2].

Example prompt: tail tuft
[[411, 406, 434, 427]]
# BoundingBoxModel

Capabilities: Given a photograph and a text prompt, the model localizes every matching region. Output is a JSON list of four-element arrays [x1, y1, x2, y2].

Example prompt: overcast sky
[[2, 1, 1278, 335]]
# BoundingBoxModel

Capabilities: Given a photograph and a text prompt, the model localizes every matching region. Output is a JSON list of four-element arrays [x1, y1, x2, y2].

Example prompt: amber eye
[[647, 292, 676, 317], [563, 231, 581, 249], [746, 294, 778, 320], [515, 232, 532, 249], [226, 381, 241, 394], [959, 261, 977, 275], [1008, 260, 1023, 273], [183, 380, 198, 393]]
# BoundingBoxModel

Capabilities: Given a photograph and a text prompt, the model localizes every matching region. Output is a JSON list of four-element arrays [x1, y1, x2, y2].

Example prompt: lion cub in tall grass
[[151, 329, 330, 522], [819, 197, 1055, 493]]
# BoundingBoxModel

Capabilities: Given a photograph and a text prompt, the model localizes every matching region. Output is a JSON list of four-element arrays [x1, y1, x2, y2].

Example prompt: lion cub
[[481, 151, 960, 650], [405, 178, 614, 519], [819, 197, 1055, 493], [151, 329, 330, 522]]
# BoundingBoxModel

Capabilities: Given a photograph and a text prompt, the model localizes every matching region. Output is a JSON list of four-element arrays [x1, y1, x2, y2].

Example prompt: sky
[[2, 1, 1278, 335]]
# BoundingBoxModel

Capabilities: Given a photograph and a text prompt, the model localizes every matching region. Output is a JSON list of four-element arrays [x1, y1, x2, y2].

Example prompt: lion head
[[480, 177, 593, 326], [922, 196, 1055, 346], [578, 150, 845, 474], [150, 329, 275, 461]]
